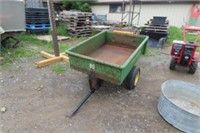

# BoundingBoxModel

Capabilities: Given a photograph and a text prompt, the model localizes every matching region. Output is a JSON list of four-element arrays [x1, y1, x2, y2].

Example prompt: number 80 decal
[[89, 63, 95, 70]]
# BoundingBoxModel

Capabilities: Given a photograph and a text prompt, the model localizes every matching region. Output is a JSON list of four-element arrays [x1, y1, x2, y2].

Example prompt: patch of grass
[[197, 47, 200, 52], [51, 64, 66, 74], [59, 42, 70, 52], [49, 22, 69, 36], [145, 48, 155, 56], [1, 33, 53, 66], [167, 26, 200, 45], [17, 32, 48, 46], [167, 26, 200, 52], [57, 25, 69, 36], [1, 44, 38, 65], [167, 26, 182, 44], [1, 31, 84, 68]]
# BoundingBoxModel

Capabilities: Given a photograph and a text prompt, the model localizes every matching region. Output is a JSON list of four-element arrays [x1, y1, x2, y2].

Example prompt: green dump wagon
[[66, 30, 148, 90]]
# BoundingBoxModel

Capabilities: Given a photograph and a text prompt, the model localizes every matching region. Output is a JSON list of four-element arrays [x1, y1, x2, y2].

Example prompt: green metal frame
[[66, 31, 148, 85]]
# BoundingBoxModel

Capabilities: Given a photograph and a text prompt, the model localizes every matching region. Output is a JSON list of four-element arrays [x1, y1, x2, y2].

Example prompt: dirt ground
[[0, 46, 199, 133]]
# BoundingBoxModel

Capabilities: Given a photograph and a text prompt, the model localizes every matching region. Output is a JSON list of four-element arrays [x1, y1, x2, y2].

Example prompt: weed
[[1, 43, 38, 65], [59, 42, 70, 52], [49, 22, 69, 36], [17, 32, 48, 46], [167, 26, 200, 45], [145, 48, 155, 56], [51, 63, 66, 74], [197, 47, 200, 52]]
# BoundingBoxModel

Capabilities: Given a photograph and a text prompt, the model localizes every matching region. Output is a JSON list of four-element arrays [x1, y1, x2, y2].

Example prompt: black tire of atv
[[169, 58, 176, 70], [189, 62, 198, 74]]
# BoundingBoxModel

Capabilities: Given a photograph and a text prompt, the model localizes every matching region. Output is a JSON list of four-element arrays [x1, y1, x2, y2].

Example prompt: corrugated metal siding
[[91, 3, 200, 27]]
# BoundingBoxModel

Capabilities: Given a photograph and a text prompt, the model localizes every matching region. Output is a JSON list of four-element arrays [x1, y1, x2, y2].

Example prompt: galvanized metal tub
[[157, 80, 200, 133]]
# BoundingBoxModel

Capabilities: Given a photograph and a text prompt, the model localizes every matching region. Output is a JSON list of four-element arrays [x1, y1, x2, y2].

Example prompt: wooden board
[[35, 56, 63, 68], [37, 35, 69, 42]]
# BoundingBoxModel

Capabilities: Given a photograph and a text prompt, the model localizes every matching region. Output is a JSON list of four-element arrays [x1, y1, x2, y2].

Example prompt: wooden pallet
[[60, 11, 92, 37]]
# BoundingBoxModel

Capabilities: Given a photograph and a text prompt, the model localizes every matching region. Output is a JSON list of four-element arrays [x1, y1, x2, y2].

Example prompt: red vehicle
[[169, 26, 200, 74], [169, 40, 200, 74]]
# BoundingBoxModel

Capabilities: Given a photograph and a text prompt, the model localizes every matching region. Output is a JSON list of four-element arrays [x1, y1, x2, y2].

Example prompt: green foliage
[[57, 25, 68, 36], [167, 26, 200, 52], [167, 26, 182, 44], [49, 22, 69, 36], [167, 26, 200, 44], [1, 32, 71, 65], [145, 48, 155, 57], [1, 43, 38, 65], [197, 47, 200, 52], [62, 0, 92, 12], [59, 42, 70, 52], [17, 32, 48, 46]]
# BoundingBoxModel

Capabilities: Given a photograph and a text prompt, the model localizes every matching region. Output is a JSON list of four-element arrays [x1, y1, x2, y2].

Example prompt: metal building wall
[[0, 0, 25, 32], [91, 3, 200, 27]]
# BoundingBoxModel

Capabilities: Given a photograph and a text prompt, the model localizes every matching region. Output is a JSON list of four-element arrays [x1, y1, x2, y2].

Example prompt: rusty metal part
[[89, 73, 103, 91], [89, 43, 135, 65]]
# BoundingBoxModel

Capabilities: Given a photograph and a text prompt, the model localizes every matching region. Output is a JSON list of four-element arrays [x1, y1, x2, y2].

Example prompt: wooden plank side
[[35, 56, 63, 68], [40, 51, 55, 58]]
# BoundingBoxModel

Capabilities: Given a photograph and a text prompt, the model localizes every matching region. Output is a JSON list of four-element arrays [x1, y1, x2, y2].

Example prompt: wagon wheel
[[124, 66, 140, 90], [88, 74, 103, 91]]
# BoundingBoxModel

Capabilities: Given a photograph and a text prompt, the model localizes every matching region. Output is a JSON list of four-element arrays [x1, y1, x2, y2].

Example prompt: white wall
[[91, 3, 200, 27]]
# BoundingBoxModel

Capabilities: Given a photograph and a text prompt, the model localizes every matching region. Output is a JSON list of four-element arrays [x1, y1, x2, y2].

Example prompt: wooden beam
[[61, 55, 69, 62], [35, 56, 63, 68], [112, 30, 134, 35], [40, 51, 55, 58]]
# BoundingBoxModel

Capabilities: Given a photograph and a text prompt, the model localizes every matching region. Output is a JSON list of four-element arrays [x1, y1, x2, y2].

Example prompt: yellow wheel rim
[[134, 71, 140, 86]]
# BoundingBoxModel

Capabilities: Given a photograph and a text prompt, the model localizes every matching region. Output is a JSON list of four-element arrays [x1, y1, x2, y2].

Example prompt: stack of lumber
[[60, 11, 92, 37]]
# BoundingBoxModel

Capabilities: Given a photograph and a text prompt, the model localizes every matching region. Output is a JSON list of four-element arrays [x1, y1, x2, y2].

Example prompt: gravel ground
[[0, 46, 199, 133]]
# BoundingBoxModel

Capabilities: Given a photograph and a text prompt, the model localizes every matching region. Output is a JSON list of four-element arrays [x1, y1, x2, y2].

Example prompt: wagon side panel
[[69, 31, 106, 55], [69, 55, 122, 84], [120, 36, 149, 84]]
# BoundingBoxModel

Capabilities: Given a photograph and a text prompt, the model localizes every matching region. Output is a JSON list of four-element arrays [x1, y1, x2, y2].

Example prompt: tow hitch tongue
[[67, 90, 94, 117], [67, 74, 102, 117]]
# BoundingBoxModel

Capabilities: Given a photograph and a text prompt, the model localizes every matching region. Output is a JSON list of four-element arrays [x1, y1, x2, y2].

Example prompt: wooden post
[[47, 0, 60, 56]]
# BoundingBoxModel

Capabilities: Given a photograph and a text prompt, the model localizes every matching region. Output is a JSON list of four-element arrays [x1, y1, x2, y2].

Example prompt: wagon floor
[[88, 43, 135, 65]]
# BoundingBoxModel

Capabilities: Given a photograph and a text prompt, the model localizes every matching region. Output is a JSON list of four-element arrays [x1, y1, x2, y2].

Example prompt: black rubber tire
[[189, 62, 198, 74], [169, 58, 176, 70], [124, 66, 140, 90], [88, 75, 103, 91]]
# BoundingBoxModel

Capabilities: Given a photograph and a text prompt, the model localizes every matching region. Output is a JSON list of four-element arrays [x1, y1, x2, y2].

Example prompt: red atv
[[169, 40, 200, 74]]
